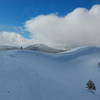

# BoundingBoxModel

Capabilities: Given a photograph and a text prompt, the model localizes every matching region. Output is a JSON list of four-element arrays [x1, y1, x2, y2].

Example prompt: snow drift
[[0, 47, 100, 100]]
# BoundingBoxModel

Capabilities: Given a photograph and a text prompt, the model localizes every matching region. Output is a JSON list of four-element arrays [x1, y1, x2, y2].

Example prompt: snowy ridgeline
[[0, 47, 100, 100], [0, 44, 65, 53]]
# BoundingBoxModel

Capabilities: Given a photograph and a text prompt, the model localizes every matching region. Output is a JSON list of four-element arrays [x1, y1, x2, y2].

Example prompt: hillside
[[0, 47, 100, 100], [0, 45, 20, 50], [24, 44, 66, 53]]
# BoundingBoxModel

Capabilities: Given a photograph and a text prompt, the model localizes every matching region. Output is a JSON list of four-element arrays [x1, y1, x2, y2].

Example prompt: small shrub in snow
[[86, 80, 96, 90], [98, 62, 100, 67]]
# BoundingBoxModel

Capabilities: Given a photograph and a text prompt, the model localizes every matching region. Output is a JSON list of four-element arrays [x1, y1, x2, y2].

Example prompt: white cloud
[[25, 5, 100, 49], [0, 5, 100, 50], [0, 31, 30, 46]]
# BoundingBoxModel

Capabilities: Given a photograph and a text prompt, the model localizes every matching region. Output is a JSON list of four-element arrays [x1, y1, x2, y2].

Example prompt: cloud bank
[[0, 32, 30, 46], [0, 5, 100, 49], [25, 5, 100, 49]]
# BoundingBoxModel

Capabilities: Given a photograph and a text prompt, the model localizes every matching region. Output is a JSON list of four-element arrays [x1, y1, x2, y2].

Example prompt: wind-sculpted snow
[[0, 47, 100, 100]]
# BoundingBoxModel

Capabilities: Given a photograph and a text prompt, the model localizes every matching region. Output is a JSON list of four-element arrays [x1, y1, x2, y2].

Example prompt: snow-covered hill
[[0, 45, 20, 50], [0, 47, 100, 100], [0, 44, 66, 53], [24, 44, 66, 53]]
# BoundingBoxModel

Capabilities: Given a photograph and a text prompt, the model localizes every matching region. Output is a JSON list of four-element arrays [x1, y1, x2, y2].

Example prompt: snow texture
[[0, 47, 100, 100]]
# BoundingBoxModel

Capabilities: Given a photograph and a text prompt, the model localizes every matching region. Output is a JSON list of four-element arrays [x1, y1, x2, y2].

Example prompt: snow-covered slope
[[24, 44, 65, 53], [0, 45, 20, 50], [0, 44, 66, 53], [0, 47, 100, 100]]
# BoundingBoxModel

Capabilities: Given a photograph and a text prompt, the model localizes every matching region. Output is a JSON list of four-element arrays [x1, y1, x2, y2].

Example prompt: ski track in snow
[[0, 47, 100, 100]]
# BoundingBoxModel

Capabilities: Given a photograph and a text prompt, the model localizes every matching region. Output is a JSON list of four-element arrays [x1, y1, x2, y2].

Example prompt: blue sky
[[0, 0, 100, 26]]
